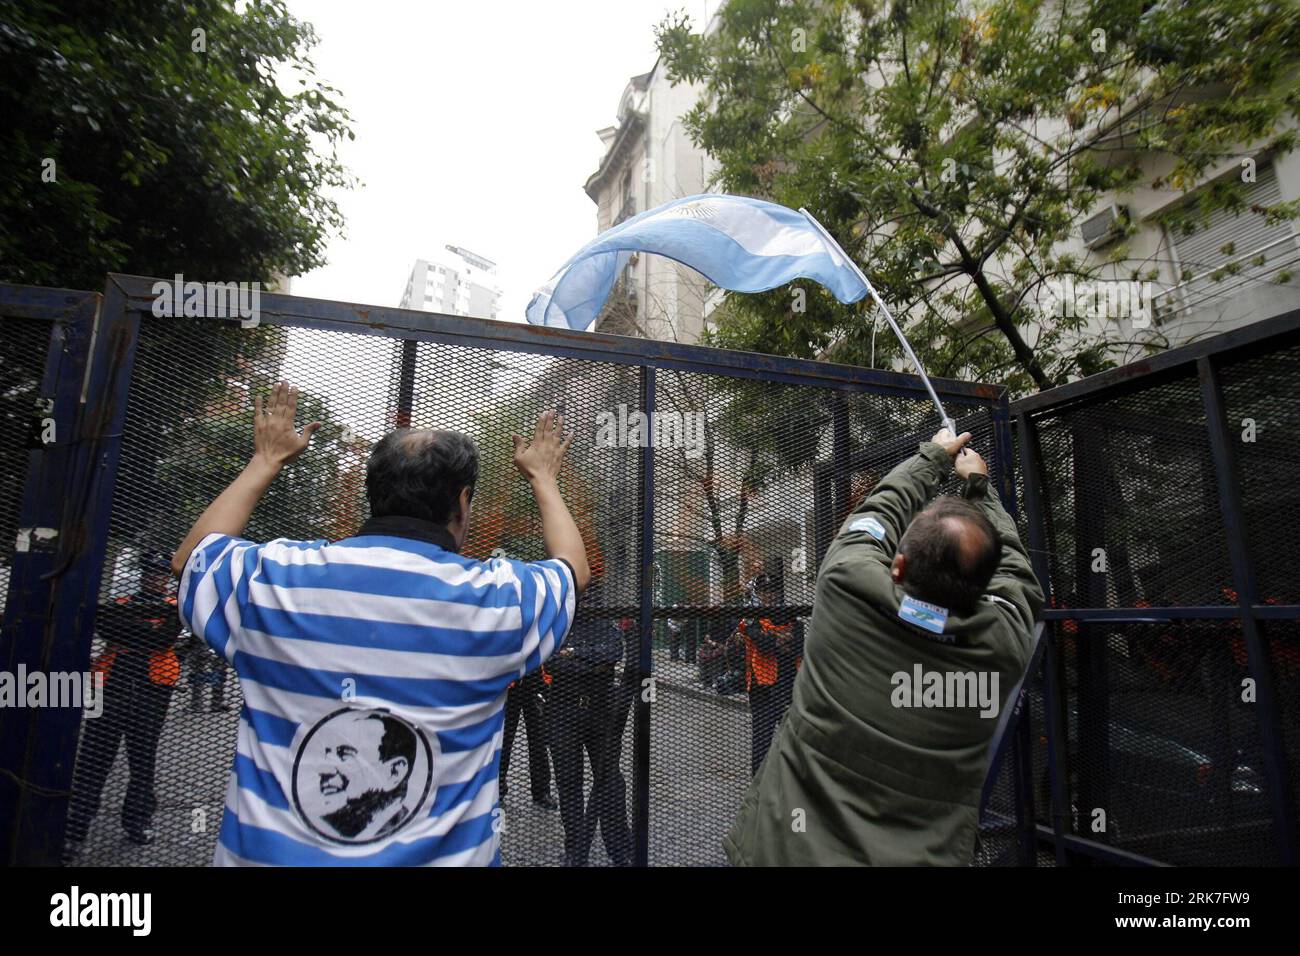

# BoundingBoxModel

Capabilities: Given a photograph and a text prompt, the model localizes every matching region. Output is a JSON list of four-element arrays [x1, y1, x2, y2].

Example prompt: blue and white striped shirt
[[178, 530, 575, 866]]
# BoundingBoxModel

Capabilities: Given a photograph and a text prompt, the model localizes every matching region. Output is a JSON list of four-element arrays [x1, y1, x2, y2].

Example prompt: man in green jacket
[[724, 428, 1043, 866]]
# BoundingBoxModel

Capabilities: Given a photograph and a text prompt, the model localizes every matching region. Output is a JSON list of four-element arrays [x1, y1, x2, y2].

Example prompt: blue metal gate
[[0, 272, 1034, 866]]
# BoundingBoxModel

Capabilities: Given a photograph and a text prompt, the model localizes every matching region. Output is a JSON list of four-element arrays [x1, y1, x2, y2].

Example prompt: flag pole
[[799, 208, 957, 435]]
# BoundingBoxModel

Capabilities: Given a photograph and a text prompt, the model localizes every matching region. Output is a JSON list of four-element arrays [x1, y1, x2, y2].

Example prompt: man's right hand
[[955, 446, 989, 480], [931, 427, 973, 458], [512, 410, 573, 484]]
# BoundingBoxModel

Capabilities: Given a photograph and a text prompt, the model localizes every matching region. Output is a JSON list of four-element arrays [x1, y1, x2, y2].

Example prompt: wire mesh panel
[[1015, 320, 1300, 866], [1032, 374, 1234, 610], [977, 649, 1049, 867], [1059, 621, 1275, 865], [645, 369, 1010, 865], [433, 344, 643, 868], [0, 316, 53, 609], [65, 315, 403, 864], [8, 277, 1013, 867], [1218, 340, 1300, 845], [1218, 342, 1300, 605], [57, 313, 655, 866]]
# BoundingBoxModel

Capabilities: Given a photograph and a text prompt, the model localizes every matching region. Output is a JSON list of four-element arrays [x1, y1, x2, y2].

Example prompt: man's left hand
[[955, 446, 989, 480]]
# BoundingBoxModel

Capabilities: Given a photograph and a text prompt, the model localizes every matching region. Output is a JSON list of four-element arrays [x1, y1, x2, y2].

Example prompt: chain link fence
[[18, 278, 1297, 867], [1013, 314, 1300, 866]]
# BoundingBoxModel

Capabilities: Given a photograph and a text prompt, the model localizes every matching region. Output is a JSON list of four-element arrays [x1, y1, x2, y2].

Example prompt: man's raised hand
[[512, 409, 574, 484], [931, 427, 973, 459], [955, 447, 988, 480], [253, 381, 321, 468]]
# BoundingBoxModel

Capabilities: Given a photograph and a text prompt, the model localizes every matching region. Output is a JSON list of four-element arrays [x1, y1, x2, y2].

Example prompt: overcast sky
[[283, 0, 712, 321]]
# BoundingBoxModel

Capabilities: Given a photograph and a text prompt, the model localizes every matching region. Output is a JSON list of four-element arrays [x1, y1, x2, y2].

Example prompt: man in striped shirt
[[170, 382, 589, 865]]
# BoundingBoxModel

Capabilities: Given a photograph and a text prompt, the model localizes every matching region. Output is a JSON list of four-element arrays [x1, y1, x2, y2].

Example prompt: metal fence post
[[1197, 355, 1297, 864], [991, 392, 1017, 515], [831, 391, 850, 527], [1070, 416, 1111, 859], [1015, 409, 1071, 866], [991, 396, 1037, 864], [7, 278, 141, 864], [0, 289, 98, 864], [395, 339, 417, 428], [633, 364, 655, 866]]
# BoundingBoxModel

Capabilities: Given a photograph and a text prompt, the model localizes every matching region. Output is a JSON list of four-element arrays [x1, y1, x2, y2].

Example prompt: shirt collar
[[355, 515, 459, 553]]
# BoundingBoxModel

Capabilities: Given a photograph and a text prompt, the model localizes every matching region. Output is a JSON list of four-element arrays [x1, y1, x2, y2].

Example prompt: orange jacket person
[[65, 552, 182, 857], [736, 573, 804, 775]]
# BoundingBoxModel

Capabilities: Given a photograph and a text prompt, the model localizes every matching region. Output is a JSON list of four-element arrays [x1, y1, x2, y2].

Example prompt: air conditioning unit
[[1081, 205, 1124, 250]]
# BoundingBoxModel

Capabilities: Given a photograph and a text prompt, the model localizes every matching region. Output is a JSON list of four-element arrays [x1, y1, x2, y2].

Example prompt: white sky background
[[283, 0, 712, 319]]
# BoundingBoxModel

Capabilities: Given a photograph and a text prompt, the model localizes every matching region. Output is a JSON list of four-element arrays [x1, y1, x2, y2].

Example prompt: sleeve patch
[[848, 515, 888, 540], [898, 595, 950, 635]]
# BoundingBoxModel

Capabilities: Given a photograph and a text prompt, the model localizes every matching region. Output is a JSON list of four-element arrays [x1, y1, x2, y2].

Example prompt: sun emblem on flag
[[671, 200, 719, 222]]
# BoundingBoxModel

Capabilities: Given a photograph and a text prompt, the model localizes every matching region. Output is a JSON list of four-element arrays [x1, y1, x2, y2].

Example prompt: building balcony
[[614, 200, 637, 227]]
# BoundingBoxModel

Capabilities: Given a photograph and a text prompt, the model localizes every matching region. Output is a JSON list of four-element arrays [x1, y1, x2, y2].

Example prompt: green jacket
[[723, 441, 1043, 866]]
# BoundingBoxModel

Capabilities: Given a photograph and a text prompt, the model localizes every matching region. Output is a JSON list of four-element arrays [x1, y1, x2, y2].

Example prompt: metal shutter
[[1168, 162, 1298, 313]]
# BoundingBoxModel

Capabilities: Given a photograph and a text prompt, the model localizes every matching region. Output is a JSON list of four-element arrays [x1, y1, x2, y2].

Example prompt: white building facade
[[584, 60, 720, 344], [399, 245, 502, 321]]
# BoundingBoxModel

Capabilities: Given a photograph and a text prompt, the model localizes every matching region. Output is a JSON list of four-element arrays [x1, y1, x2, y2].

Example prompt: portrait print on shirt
[[291, 707, 436, 844]]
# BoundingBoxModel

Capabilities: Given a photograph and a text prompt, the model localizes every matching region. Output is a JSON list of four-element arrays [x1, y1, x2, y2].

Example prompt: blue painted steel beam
[[1011, 306, 1300, 416], [0, 288, 99, 864], [633, 365, 654, 868], [6, 280, 143, 864], [104, 274, 1006, 404], [1032, 825, 1168, 867], [1197, 355, 1297, 865], [1041, 606, 1300, 621]]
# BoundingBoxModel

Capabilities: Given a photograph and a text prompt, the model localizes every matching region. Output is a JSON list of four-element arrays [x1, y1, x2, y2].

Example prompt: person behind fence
[[169, 384, 589, 866], [736, 572, 803, 775], [724, 429, 1043, 866], [597, 614, 639, 856], [498, 666, 556, 811], [699, 573, 757, 695], [180, 628, 231, 713], [546, 576, 633, 866], [65, 551, 182, 855], [666, 608, 696, 664]]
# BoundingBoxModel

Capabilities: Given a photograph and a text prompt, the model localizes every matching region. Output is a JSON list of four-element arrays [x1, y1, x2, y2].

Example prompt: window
[[1164, 161, 1298, 317]]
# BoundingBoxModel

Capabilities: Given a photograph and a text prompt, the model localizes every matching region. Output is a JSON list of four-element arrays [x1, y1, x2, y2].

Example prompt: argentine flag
[[525, 194, 870, 331]]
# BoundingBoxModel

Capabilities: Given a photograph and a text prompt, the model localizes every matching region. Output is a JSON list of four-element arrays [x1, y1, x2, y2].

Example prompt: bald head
[[894, 497, 1001, 614], [365, 428, 479, 525]]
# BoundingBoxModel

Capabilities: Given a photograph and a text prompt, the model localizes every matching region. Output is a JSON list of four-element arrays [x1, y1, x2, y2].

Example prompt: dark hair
[[365, 429, 478, 524], [898, 497, 1001, 614], [363, 713, 416, 790]]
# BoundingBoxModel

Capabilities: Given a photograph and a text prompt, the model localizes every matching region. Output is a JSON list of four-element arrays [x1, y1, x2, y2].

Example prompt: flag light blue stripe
[[526, 194, 869, 332], [437, 709, 505, 753], [234, 752, 291, 811]]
